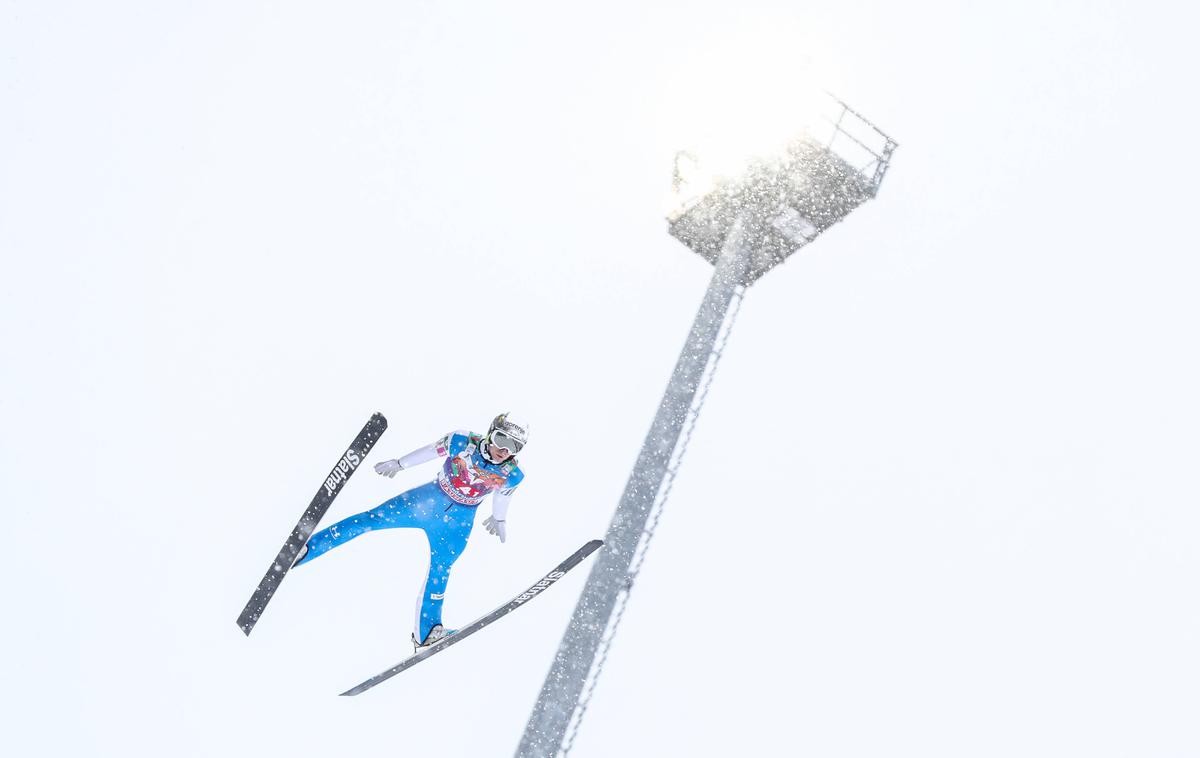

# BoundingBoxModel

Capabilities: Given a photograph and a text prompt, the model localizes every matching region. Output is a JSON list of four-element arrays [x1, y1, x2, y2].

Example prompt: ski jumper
[[296, 430, 524, 642]]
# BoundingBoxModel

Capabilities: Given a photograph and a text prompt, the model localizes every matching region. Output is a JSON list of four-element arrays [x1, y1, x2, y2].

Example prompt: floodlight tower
[[518, 94, 897, 757]]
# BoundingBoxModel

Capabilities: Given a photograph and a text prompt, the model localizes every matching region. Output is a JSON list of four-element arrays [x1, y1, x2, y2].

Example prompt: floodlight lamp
[[667, 91, 897, 285]]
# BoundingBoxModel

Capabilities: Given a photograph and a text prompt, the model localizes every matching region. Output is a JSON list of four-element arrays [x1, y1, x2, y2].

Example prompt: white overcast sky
[[3, 1, 1199, 756]]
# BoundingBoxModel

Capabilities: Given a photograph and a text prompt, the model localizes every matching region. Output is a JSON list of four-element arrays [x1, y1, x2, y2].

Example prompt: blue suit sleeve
[[436, 430, 473, 457]]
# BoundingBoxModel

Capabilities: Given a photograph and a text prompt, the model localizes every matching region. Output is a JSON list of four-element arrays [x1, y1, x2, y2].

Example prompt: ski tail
[[237, 412, 388, 636], [340, 538, 604, 696]]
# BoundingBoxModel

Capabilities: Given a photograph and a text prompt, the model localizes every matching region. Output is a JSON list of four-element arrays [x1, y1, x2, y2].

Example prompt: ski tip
[[584, 539, 604, 553], [339, 679, 375, 696]]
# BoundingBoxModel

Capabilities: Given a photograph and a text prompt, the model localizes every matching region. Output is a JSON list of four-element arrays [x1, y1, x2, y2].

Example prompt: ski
[[236, 412, 388, 636], [340, 538, 604, 696]]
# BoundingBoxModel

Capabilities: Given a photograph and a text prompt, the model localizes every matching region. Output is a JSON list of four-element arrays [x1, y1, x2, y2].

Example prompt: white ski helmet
[[482, 412, 529, 462]]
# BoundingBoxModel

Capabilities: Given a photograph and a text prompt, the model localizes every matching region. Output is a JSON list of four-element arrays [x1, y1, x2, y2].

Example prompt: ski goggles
[[489, 430, 524, 455]]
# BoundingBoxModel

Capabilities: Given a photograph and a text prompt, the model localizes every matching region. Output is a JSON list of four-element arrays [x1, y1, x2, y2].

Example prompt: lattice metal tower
[[517, 93, 897, 757]]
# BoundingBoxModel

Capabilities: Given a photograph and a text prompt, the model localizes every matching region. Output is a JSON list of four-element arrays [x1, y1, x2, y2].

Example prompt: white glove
[[374, 459, 404, 478], [483, 515, 507, 543]]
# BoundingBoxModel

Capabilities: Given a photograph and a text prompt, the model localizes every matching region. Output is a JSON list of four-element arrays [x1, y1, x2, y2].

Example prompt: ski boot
[[290, 543, 309, 568], [412, 624, 457, 652]]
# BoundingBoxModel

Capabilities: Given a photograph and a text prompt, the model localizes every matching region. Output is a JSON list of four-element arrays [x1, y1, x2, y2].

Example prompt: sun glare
[[653, 30, 847, 213]]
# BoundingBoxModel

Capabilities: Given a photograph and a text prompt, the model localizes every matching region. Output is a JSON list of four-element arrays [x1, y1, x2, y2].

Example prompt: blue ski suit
[[296, 430, 524, 643]]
